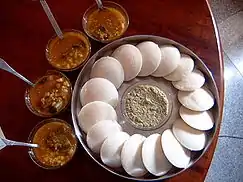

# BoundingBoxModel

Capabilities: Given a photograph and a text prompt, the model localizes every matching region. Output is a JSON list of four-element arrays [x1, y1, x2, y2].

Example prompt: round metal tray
[[71, 35, 220, 181]]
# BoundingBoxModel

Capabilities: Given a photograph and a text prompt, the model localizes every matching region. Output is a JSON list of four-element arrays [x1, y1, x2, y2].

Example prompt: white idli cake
[[111, 44, 142, 81], [100, 132, 130, 168], [161, 129, 191, 168], [164, 54, 194, 81], [152, 45, 180, 77], [90, 56, 124, 89], [172, 119, 207, 151], [136, 41, 161, 77], [86, 120, 122, 153], [80, 78, 118, 107], [178, 87, 214, 111], [142, 134, 172, 176], [78, 101, 117, 133], [179, 106, 214, 131], [172, 69, 205, 91], [121, 134, 147, 177]]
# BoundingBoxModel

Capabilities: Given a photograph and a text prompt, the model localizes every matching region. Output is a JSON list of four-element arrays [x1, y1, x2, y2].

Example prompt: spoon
[[40, 0, 64, 39], [95, 0, 104, 9], [0, 127, 38, 150], [0, 138, 39, 149], [0, 58, 35, 87]]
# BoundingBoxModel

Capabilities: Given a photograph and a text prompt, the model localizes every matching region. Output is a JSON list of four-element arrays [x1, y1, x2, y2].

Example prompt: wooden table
[[0, 0, 224, 181]]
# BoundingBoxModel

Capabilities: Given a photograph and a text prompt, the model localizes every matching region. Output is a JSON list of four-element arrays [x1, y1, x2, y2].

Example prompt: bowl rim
[[71, 35, 221, 181]]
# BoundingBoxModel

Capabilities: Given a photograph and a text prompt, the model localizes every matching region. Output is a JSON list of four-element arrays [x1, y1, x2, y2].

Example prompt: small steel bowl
[[45, 29, 91, 72], [28, 118, 78, 169], [71, 35, 220, 181], [25, 70, 72, 117], [82, 1, 129, 43]]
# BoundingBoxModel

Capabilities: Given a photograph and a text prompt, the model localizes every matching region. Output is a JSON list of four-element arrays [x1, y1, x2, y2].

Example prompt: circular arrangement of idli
[[76, 40, 217, 179]]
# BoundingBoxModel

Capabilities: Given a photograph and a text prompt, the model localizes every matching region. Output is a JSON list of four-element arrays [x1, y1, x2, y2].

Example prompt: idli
[[121, 134, 147, 177], [80, 78, 118, 107], [172, 69, 205, 91], [86, 120, 122, 153], [142, 134, 172, 176], [136, 41, 161, 76], [164, 54, 194, 81], [100, 132, 130, 168], [152, 45, 180, 77], [179, 106, 214, 130], [178, 87, 214, 111], [161, 129, 191, 168], [112, 44, 142, 81], [172, 118, 206, 151], [90, 56, 124, 89], [78, 101, 117, 133]]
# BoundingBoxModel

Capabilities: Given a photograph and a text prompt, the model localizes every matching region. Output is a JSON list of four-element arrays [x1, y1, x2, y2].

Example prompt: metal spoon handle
[[1, 138, 39, 148], [40, 0, 63, 39], [95, 0, 104, 9], [0, 58, 35, 87]]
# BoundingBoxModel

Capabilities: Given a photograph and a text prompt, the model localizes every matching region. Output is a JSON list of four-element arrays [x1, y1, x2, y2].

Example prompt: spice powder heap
[[125, 84, 169, 129]]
